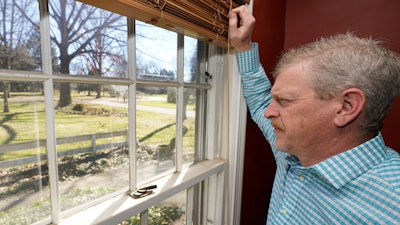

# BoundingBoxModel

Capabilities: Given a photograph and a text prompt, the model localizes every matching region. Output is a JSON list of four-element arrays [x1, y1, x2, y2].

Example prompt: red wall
[[284, 0, 400, 150], [240, 0, 400, 224], [240, 1, 286, 225]]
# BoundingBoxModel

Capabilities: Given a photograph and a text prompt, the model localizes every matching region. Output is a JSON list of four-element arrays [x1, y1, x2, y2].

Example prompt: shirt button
[[281, 209, 288, 215], [299, 176, 305, 181]]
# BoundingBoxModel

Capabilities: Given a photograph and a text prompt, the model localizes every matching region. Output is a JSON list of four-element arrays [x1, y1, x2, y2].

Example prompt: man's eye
[[277, 98, 290, 106]]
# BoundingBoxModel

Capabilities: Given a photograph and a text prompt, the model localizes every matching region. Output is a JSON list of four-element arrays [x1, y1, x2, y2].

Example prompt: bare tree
[[0, 0, 39, 112], [52, 0, 125, 106], [16, 0, 125, 107], [73, 9, 127, 98]]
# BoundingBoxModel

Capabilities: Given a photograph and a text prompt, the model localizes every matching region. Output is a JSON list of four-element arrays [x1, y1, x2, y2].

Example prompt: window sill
[[60, 159, 227, 225]]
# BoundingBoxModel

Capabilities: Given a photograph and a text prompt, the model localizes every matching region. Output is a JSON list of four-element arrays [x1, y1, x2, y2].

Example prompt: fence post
[[92, 134, 96, 156], [125, 130, 129, 150]]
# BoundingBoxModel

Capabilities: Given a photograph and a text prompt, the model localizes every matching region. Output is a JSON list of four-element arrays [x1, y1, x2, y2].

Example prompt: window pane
[[120, 190, 186, 225], [0, 0, 41, 71], [136, 21, 177, 82], [0, 81, 49, 224], [149, 190, 186, 225], [184, 38, 208, 84], [54, 83, 129, 212], [136, 87, 176, 182], [183, 88, 207, 165], [49, 0, 128, 77]]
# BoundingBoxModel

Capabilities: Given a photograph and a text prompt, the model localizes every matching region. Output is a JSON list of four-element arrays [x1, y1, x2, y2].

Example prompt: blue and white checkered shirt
[[236, 43, 400, 224]]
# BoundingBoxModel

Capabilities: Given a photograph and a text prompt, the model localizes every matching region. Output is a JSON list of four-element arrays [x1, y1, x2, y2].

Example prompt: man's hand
[[229, 5, 256, 52]]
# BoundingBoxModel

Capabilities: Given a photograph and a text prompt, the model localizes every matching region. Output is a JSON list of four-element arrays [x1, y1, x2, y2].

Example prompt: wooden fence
[[0, 130, 128, 168]]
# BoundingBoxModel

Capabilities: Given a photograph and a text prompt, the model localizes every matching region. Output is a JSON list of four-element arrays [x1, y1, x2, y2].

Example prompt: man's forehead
[[272, 63, 315, 97], [271, 81, 305, 98]]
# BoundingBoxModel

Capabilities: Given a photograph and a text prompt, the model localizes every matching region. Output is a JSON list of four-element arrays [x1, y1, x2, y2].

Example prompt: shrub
[[121, 205, 184, 225], [72, 103, 84, 111]]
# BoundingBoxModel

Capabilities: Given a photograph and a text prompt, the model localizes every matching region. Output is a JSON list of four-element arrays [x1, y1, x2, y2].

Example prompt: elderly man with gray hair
[[229, 5, 400, 225]]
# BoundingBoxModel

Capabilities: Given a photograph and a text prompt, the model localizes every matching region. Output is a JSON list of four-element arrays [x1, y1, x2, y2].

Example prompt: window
[[0, 0, 248, 224]]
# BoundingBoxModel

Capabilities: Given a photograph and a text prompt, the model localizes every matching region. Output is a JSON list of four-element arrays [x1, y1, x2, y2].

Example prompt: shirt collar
[[311, 133, 387, 189]]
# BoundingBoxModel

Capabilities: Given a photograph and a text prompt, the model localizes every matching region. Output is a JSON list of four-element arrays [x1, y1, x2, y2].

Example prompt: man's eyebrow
[[271, 90, 295, 99]]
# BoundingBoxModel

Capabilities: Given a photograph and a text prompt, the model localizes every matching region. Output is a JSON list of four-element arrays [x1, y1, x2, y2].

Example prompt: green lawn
[[0, 92, 195, 161]]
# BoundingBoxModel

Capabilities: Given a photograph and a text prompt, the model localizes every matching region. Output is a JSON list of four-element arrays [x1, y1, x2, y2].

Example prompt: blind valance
[[77, 0, 249, 48]]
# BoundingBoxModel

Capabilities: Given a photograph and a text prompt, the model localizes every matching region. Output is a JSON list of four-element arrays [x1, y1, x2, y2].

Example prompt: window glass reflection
[[183, 88, 207, 165], [136, 87, 176, 182], [136, 21, 177, 82], [184, 37, 209, 84], [0, 81, 49, 224], [54, 83, 129, 212]]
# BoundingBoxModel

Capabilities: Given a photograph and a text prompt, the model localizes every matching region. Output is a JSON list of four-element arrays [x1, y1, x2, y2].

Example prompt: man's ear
[[334, 88, 366, 127]]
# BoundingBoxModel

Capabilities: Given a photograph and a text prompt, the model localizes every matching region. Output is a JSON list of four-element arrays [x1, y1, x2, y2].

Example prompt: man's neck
[[298, 131, 370, 167]]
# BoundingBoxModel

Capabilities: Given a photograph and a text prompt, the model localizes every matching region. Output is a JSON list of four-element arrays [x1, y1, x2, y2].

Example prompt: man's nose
[[264, 101, 279, 119]]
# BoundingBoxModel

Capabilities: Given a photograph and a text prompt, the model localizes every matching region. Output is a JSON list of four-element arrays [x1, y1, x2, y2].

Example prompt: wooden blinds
[[77, 0, 249, 48]]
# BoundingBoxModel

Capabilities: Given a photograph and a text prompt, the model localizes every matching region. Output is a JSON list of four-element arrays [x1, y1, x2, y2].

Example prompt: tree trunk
[[58, 54, 72, 107], [59, 83, 71, 107], [3, 82, 9, 113], [96, 85, 101, 99]]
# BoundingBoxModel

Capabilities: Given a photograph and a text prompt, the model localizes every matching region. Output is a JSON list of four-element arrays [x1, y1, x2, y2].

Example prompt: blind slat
[[77, 0, 248, 48]]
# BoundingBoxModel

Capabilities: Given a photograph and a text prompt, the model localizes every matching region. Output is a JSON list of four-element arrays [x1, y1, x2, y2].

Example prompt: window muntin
[[0, 0, 41, 71], [0, 0, 228, 224]]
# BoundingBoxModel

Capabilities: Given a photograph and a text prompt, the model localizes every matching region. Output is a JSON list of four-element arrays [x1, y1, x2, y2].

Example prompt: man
[[229, 5, 400, 224]]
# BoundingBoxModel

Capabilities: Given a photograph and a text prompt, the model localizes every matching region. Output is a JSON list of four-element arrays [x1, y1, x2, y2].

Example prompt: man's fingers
[[230, 6, 254, 28], [229, 11, 238, 29], [228, 5, 254, 52]]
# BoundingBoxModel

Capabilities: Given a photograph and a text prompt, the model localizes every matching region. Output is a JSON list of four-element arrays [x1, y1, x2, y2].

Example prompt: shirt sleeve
[[235, 43, 277, 151]]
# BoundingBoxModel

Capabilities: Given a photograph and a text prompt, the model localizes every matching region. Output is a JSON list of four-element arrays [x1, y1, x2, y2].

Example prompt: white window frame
[[0, 0, 251, 224]]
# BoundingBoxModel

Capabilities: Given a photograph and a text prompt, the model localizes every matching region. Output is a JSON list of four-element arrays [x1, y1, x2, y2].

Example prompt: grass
[[0, 92, 196, 161], [0, 185, 117, 225], [0, 91, 192, 224], [136, 93, 196, 110], [137, 94, 176, 109], [0, 187, 183, 225], [0, 101, 128, 161]]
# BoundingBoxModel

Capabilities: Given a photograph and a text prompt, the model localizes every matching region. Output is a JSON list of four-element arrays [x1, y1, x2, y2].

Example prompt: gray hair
[[273, 33, 400, 136]]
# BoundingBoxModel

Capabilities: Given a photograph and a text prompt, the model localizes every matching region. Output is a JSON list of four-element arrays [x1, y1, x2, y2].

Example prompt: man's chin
[[274, 138, 292, 152], [274, 143, 289, 153]]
